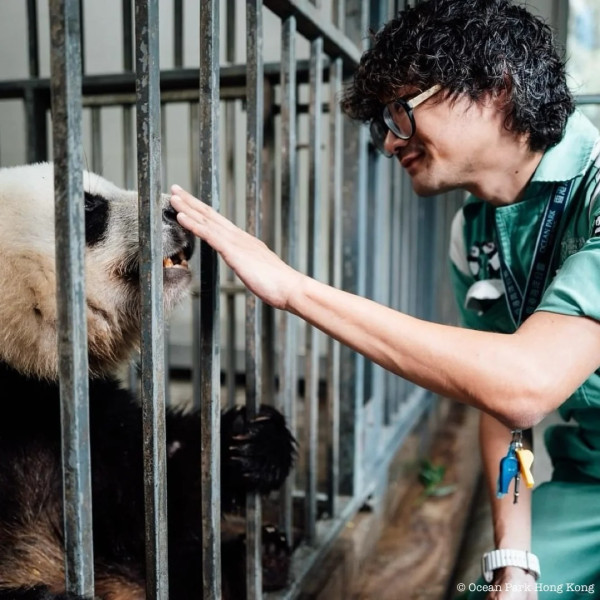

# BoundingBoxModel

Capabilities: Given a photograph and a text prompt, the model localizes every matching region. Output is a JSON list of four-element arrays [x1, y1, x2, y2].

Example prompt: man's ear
[[491, 75, 512, 109]]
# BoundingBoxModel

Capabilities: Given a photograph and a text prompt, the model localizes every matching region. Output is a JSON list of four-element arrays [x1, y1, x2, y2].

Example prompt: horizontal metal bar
[[264, 0, 361, 68], [0, 61, 324, 100]]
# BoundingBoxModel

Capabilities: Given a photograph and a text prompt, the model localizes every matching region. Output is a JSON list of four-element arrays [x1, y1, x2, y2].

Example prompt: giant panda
[[0, 163, 295, 600]]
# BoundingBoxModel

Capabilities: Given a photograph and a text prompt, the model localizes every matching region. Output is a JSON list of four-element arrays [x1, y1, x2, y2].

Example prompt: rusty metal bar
[[224, 0, 238, 408], [246, 0, 264, 596], [49, 0, 94, 594], [196, 0, 222, 596], [90, 107, 103, 173], [26, 0, 40, 77], [264, 0, 361, 67], [326, 56, 343, 519], [174, 0, 183, 68], [134, 0, 169, 597], [304, 35, 323, 544], [278, 12, 298, 545]]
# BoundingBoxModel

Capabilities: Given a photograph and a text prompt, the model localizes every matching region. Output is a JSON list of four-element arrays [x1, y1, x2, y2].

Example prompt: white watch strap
[[482, 549, 541, 582]]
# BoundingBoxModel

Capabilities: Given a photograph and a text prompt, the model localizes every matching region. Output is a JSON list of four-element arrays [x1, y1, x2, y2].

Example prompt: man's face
[[382, 88, 511, 197]]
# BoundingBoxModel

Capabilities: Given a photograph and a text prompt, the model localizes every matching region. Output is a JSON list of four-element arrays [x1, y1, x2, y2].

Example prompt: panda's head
[[0, 162, 195, 380]]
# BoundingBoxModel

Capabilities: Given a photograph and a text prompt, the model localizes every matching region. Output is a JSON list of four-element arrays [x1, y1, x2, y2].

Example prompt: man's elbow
[[481, 375, 558, 430]]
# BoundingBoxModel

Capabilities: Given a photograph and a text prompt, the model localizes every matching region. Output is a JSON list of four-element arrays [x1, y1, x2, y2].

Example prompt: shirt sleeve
[[537, 183, 600, 322], [536, 235, 600, 322]]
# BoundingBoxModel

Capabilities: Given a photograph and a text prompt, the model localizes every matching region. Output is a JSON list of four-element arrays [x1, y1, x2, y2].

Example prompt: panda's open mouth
[[163, 250, 189, 270], [162, 240, 194, 271]]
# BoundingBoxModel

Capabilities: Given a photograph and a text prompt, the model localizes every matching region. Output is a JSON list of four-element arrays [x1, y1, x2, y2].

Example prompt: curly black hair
[[340, 0, 574, 151]]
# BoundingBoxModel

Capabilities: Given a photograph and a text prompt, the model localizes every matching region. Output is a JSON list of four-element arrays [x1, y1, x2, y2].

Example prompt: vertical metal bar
[[197, 0, 222, 597], [339, 0, 369, 498], [26, 1, 48, 163], [24, 88, 49, 164], [91, 108, 103, 174], [333, 0, 345, 30], [27, 0, 40, 77], [278, 12, 298, 545], [189, 101, 203, 410], [226, 0, 237, 63], [134, 0, 169, 597], [78, 0, 85, 74], [224, 114, 238, 409], [339, 122, 368, 495], [123, 0, 134, 71], [387, 163, 402, 420], [246, 0, 263, 596], [174, 0, 183, 68], [326, 56, 343, 518], [262, 83, 277, 405], [123, 0, 136, 390], [305, 35, 323, 544], [225, 0, 237, 408], [49, 0, 94, 595]]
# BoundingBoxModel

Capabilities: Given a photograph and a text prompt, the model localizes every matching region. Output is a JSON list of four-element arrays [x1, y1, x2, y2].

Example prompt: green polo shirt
[[449, 110, 600, 481]]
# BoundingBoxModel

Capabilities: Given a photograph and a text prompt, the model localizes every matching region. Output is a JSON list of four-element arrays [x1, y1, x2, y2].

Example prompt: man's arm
[[170, 185, 600, 428], [479, 413, 538, 599]]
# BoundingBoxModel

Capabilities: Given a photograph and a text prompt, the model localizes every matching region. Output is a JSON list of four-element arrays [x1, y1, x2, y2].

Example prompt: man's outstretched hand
[[170, 184, 304, 311]]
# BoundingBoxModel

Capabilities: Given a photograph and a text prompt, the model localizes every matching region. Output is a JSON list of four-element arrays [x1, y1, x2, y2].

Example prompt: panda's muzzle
[[163, 237, 194, 270], [162, 206, 195, 270]]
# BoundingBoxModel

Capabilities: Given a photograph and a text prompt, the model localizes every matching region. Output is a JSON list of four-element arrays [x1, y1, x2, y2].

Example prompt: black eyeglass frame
[[370, 84, 442, 157]]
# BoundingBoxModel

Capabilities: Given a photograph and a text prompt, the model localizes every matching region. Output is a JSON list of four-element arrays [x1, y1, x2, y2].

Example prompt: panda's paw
[[261, 524, 292, 592], [221, 404, 296, 502], [221, 524, 291, 596]]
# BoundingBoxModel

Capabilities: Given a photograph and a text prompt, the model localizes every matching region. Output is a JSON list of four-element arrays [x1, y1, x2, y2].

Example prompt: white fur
[[0, 162, 192, 380]]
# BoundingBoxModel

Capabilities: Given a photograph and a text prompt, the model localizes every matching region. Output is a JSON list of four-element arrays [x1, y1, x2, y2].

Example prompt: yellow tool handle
[[515, 448, 535, 489]]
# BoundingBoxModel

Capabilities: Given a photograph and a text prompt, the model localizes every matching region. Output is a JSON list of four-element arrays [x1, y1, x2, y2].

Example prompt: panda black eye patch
[[84, 191, 110, 246]]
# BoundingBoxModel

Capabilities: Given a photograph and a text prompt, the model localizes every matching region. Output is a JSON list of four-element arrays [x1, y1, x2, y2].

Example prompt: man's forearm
[[479, 411, 532, 549], [291, 275, 595, 427]]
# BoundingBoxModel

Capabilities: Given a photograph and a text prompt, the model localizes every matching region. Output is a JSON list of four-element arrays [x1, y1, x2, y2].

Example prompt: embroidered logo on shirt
[[593, 215, 600, 237], [467, 241, 500, 279]]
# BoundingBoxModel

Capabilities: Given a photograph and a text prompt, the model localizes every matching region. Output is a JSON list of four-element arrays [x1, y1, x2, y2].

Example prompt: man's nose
[[383, 129, 409, 156]]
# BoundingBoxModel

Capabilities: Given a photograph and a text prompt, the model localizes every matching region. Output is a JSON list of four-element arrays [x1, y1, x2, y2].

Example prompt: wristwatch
[[481, 549, 541, 582]]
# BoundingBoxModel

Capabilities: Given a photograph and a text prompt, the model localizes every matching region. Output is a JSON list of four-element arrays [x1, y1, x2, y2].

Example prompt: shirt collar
[[531, 109, 599, 183], [464, 110, 600, 214]]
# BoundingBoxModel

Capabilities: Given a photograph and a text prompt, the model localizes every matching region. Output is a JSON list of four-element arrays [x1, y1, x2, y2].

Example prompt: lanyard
[[494, 180, 574, 328]]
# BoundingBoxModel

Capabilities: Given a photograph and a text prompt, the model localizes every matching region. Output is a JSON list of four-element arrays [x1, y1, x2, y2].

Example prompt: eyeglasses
[[370, 84, 442, 157]]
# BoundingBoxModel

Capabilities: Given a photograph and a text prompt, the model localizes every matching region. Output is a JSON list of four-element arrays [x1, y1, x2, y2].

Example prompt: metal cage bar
[[278, 12, 299, 545], [49, 0, 94, 594], [197, 0, 222, 597], [134, 0, 169, 597], [304, 34, 324, 544], [326, 56, 343, 519], [246, 0, 264, 597]]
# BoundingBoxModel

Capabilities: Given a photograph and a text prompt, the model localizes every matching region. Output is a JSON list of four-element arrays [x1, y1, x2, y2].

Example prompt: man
[[171, 1, 600, 598]]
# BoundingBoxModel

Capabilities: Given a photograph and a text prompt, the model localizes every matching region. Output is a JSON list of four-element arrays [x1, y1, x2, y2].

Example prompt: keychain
[[496, 430, 535, 503]]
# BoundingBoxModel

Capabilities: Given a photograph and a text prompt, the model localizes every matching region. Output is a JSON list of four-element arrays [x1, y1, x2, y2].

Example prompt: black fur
[[84, 192, 109, 246], [0, 362, 296, 599]]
